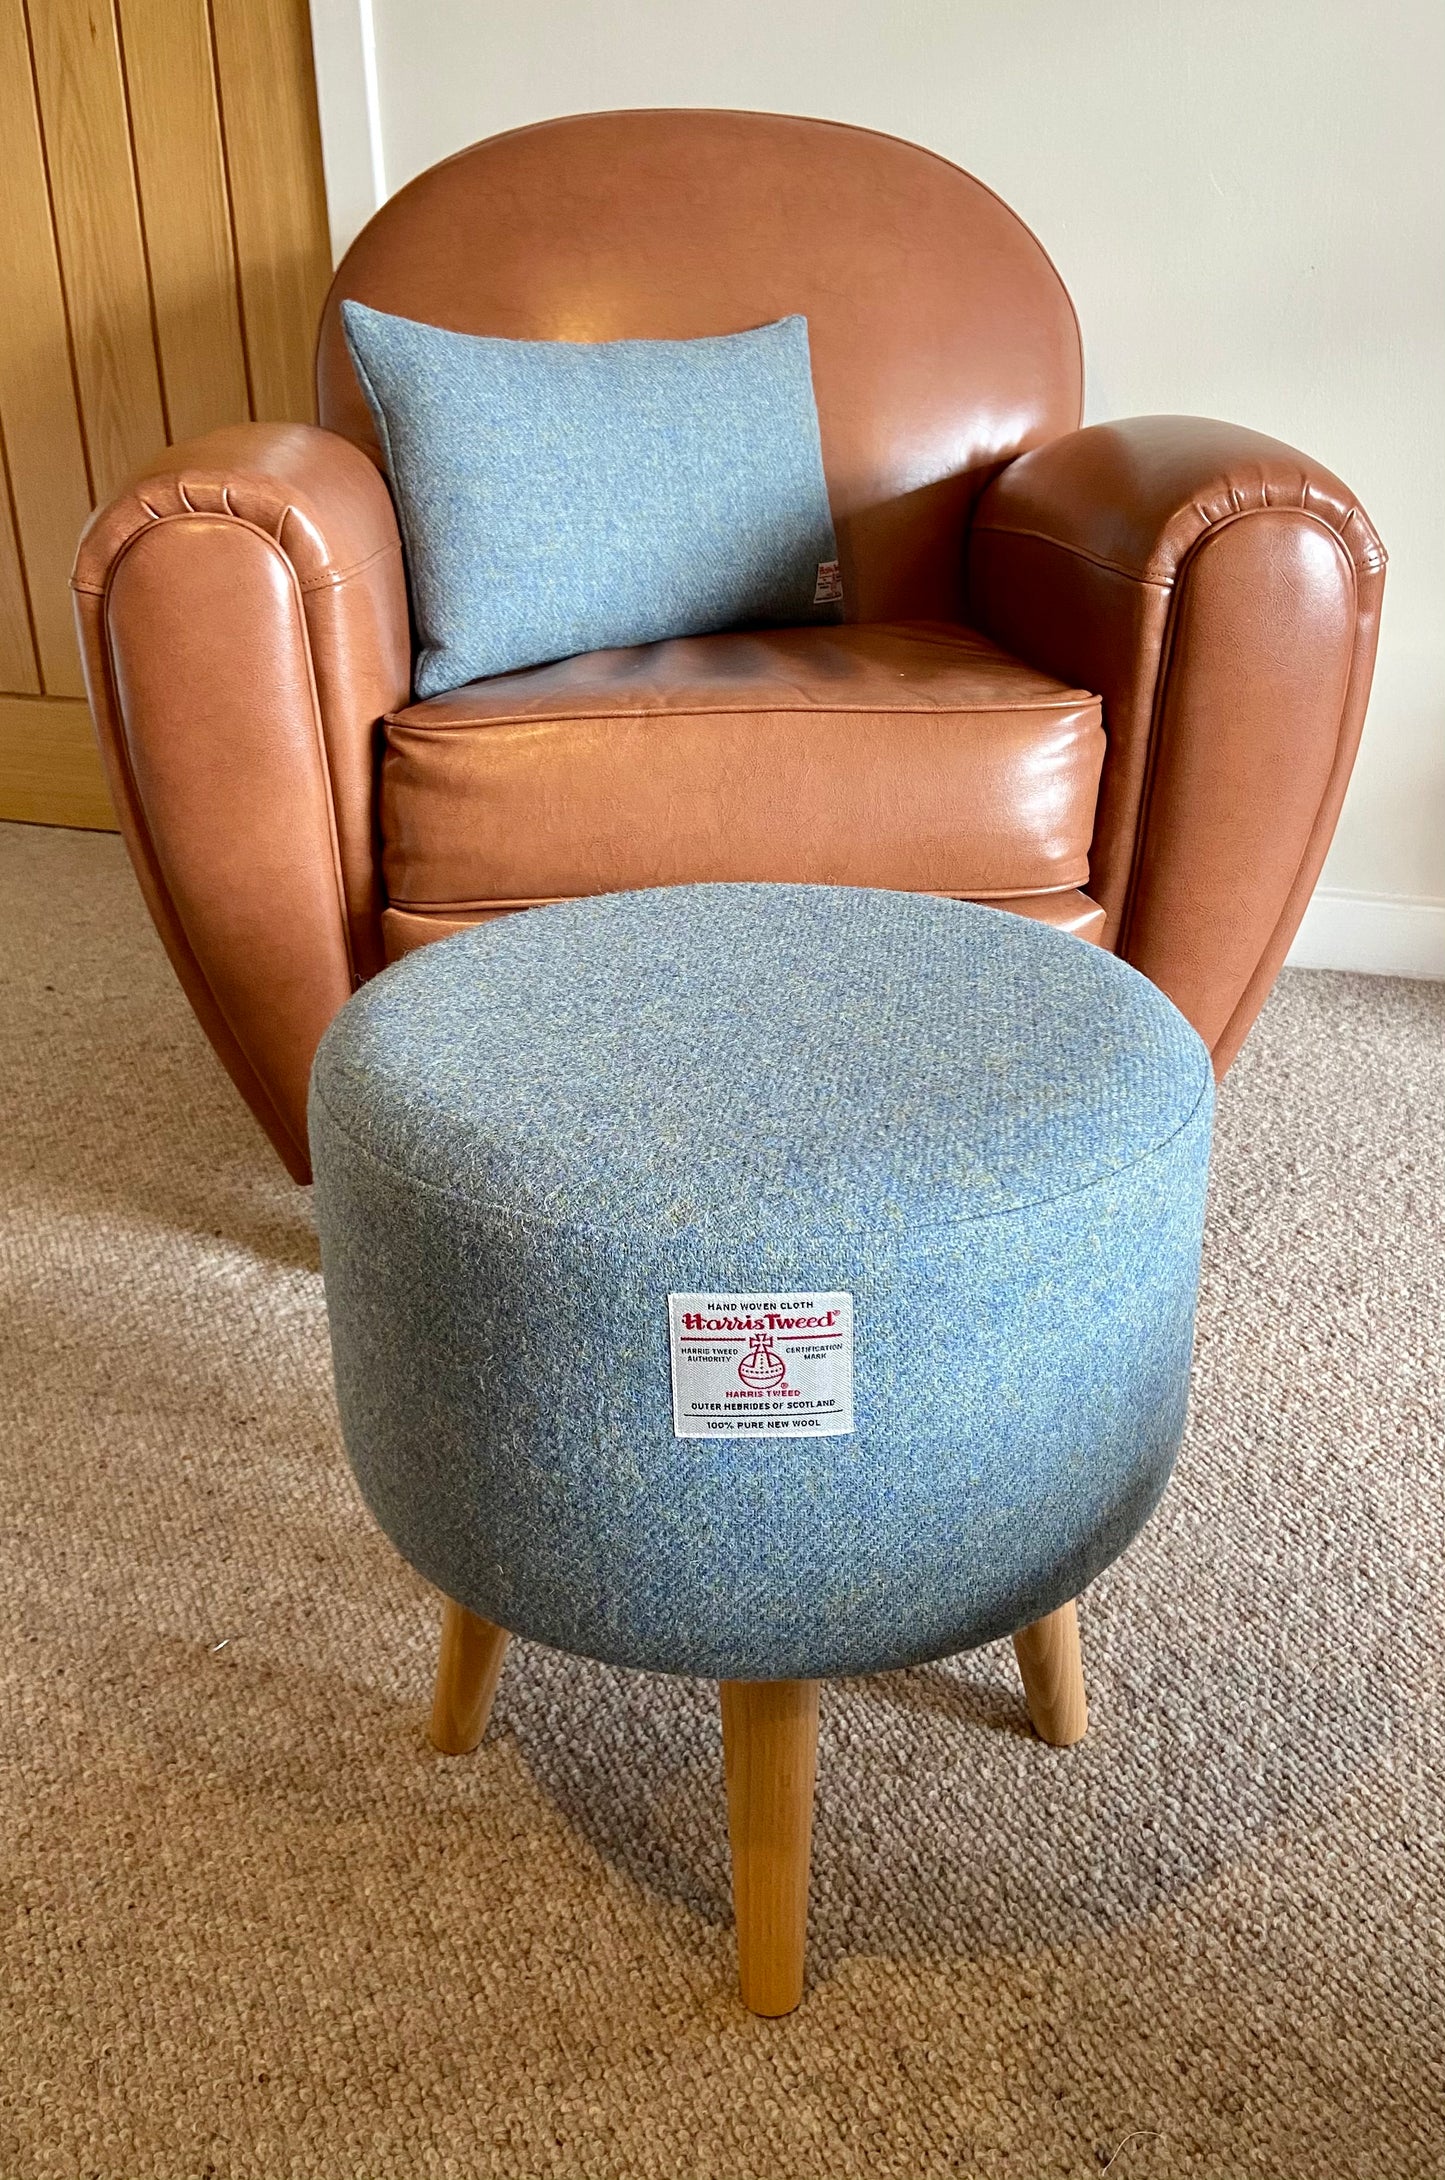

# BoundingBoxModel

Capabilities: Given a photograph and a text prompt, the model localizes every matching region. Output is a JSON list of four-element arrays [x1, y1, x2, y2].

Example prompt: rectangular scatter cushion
[[340, 302, 845, 696]]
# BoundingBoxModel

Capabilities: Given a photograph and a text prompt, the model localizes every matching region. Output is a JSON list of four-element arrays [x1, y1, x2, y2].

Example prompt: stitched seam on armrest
[[971, 523, 1174, 587], [1208, 558, 1369, 1066], [296, 540, 403, 593], [975, 504, 1382, 587], [100, 514, 360, 995], [73, 518, 402, 596], [92, 582, 310, 1169], [1115, 511, 1361, 974]]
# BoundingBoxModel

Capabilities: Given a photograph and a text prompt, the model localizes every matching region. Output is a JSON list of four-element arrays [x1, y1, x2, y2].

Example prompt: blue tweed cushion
[[310, 886, 1214, 1682], [340, 303, 843, 698]]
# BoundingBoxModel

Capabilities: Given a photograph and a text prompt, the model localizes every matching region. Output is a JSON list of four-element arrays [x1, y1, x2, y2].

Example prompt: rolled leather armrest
[[968, 416, 1386, 1072], [72, 423, 411, 1179]]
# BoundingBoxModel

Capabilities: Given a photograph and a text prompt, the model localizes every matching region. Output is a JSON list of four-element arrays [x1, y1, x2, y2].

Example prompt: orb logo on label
[[737, 1332, 788, 1391]]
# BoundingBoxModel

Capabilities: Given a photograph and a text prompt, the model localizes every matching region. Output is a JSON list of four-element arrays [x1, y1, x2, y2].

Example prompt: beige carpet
[[1, 820, 1441, 2180]]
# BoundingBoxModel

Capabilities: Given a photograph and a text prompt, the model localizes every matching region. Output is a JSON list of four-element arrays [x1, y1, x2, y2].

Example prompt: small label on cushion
[[667, 1291, 854, 1438], [813, 559, 844, 605]]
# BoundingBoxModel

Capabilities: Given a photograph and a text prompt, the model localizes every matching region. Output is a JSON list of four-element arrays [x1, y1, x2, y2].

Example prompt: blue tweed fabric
[[310, 886, 1213, 1682], [340, 304, 843, 697]]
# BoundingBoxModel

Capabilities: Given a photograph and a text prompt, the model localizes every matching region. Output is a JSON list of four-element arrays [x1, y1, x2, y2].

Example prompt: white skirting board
[[1285, 890, 1445, 979]]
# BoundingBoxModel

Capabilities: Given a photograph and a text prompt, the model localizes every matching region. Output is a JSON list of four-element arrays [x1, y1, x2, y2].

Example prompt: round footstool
[[310, 883, 1213, 2013]]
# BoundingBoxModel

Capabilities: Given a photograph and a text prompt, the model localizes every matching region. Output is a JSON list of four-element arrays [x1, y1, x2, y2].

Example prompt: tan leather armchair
[[72, 110, 1385, 1184]]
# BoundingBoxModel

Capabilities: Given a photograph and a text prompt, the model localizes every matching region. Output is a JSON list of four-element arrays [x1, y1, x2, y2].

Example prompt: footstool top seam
[[308, 1069, 1213, 1244]]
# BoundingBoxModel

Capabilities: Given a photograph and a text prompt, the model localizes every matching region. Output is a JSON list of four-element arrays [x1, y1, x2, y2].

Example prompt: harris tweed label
[[667, 1291, 854, 1439]]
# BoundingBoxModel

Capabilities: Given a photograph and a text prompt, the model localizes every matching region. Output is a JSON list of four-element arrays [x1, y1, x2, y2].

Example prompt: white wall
[[310, 0, 1445, 972]]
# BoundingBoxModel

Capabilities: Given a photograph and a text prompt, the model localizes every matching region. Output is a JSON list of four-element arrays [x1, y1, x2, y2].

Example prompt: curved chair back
[[318, 109, 1081, 623]]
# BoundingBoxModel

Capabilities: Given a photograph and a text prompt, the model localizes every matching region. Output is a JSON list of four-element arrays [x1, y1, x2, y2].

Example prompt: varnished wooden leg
[[429, 1598, 510, 1754], [1012, 1598, 1088, 1746], [719, 1678, 819, 2016]]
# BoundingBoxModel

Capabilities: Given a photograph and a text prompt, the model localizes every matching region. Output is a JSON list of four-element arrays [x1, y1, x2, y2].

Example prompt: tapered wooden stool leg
[[719, 1678, 820, 2016], [429, 1598, 510, 1754], [1012, 1598, 1088, 1746]]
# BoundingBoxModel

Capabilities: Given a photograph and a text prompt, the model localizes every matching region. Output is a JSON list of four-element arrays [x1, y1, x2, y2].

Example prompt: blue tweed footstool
[[310, 883, 1213, 2014]]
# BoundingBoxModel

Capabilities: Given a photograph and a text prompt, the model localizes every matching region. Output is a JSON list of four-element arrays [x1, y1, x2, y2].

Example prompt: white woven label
[[667, 1291, 854, 1439]]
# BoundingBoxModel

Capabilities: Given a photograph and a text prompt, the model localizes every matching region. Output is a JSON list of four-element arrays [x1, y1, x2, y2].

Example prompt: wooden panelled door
[[0, 0, 332, 829]]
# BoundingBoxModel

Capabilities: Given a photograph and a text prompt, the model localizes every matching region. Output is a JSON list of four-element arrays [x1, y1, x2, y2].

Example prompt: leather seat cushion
[[380, 621, 1105, 911]]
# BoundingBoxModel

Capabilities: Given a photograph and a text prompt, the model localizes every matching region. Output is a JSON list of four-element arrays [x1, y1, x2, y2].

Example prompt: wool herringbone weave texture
[[311, 886, 1212, 1677], [342, 306, 842, 693], [1, 822, 1441, 2179]]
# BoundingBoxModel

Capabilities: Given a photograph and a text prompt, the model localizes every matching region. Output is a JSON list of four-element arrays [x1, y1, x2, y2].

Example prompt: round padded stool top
[[311, 885, 1213, 1680]]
